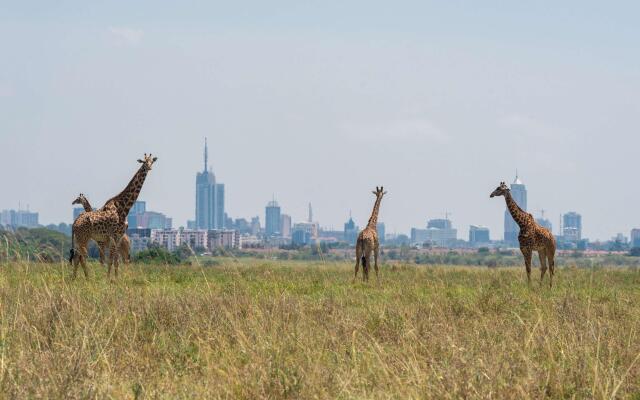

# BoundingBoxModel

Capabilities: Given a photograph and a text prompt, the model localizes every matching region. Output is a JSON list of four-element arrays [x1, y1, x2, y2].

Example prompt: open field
[[0, 260, 639, 399]]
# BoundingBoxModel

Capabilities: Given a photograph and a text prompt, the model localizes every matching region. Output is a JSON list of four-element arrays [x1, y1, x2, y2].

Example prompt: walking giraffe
[[353, 186, 386, 283], [490, 181, 556, 287], [72, 193, 131, 265]]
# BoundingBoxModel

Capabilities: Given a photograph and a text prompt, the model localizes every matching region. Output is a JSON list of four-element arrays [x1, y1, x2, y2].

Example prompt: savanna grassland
[[0, 259, 639, 399]]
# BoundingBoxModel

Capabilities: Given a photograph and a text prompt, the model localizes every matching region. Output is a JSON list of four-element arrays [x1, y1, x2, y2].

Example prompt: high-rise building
[[251, 216, 261, 235], [469, 225, 490, 245], [195, 138, 225, 230], [563, 212, 582, 242], [630, 229, 640, 248], [377, 223, 386, 244], [427, 219, 452, 230], [280, 214, 292, 237], [504, 173, 527, 245], [344, 215, 358, 245], [265, 200, 281, 236], [1, 209, 39, 228]]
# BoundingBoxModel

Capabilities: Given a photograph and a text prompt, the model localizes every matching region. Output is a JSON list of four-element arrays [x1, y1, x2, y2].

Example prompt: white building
[[209, 230, 239, 249], [179, 229, 209, 250], [151, 229, 181, 252]]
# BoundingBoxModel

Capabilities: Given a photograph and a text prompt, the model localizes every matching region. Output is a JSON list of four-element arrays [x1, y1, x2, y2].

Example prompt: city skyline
[[1, 2, 639, 240]]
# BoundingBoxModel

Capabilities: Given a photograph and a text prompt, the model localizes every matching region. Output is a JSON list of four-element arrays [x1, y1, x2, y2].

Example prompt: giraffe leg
[[374, 244, 380, 285], [110, 237, 120, 279], [538, 250, 548, 287], [71, 253, 79, 280], [365, 250, 372, 282], [521, 247, 532, 285], [98, 241, 107, 266], [79, 245, 89, 279], [353, 242, 362, 283]]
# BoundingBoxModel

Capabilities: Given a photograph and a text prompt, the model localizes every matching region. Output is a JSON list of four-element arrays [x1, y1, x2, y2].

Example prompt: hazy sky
[[1, 1, 639, 241]]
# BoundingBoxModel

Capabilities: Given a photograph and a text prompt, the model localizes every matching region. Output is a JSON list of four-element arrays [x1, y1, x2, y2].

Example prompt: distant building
[[234, 218, 251, 234], [427, 219, 451, 230], [134, 211, 172, 229], [265, 200, 281, 236], [411, 218, 457, 247], [292, 230, 311, 246], [250, 216, 261, 235], [631, 229, 640, 248], [209, 230, 239, 249], [469, 225, 490, 245], [376, 223, 386, 244], [127, 228, 152, 253], [151, 229, 181, 252], [411, 228, 429, 244], [344, 216, 359, 245], [281, 214, 292, 237], [195, 139, 225, 230], [504, 173, 527, 246], [179, 229, 208, 251], [187, 220, 196, 230], [1, 209, 39, 228], [563, 212, 582, 242]]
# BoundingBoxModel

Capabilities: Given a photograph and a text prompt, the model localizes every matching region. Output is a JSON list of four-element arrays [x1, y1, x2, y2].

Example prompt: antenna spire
[[204, 137, 208, 172]]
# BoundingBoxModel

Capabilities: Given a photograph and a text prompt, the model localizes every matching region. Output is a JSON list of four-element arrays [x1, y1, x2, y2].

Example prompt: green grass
[[1, 259, 640, 399]]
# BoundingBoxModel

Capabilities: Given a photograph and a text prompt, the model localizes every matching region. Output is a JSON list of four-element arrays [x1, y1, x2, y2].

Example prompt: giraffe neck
[[105, 166, 149, 222], [504, 191, 529, 229], [80, 199, 92, 212], [367, 196, 383, 229]]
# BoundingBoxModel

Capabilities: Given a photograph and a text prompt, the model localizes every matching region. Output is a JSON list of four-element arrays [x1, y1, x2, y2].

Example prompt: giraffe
[[69, 154, 156, 279], [490, 181, 556, 287], [99, 154, 157, 277], [353, 186, 386, 283], [72, 193, 131, 265], [69, 202, 121, 279]]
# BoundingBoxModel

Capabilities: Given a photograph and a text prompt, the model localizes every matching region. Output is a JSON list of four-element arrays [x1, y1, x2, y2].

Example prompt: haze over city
[[1, 1, 639, 241]]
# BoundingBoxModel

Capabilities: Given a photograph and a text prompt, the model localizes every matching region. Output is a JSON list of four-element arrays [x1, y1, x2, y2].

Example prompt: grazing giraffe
[[99, 153, 157, 277], [353, 186, 386, 283], [72, 193, 131, 265], [490, 181, 556, 287]]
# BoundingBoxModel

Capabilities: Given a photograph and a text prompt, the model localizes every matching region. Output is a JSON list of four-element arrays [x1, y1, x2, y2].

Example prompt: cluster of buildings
[[0, 208, 39, 228], [6, 148, 640, 255]]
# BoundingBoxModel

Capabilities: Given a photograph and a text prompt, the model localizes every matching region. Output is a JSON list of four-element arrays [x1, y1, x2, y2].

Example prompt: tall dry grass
[[0, 260, 639, 399]]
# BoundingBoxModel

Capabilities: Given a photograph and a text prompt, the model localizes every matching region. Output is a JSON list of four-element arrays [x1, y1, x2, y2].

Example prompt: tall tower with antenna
[[308, 203, 313, 223], [195, 138, 225, 229]]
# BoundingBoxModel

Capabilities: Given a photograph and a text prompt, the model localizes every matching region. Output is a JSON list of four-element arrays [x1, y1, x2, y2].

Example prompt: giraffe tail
[[361, 255, 367, 273]]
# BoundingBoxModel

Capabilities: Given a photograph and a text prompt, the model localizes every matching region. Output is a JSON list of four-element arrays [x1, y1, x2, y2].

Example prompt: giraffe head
[[137, 153, 158, 171], [372, 186, 387, 198], [72, 193, 88, 206], [490, 182, 510, 198]]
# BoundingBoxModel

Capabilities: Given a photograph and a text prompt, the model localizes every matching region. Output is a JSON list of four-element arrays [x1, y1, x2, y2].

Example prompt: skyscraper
[[265, 200, 281, 236], [504, 173, 527, 245], [195, 139, 225, 230], [280, 214, 292, 237], [563, 212, 582, 242]]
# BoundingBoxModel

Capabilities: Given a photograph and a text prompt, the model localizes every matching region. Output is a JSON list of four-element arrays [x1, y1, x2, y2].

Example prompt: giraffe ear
[[137, 159, 143, 163], [152, 157, 158, 162]]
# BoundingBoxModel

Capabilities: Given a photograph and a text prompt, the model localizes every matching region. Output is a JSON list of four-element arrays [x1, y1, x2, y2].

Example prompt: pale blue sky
[[0, 1, 639, 240]]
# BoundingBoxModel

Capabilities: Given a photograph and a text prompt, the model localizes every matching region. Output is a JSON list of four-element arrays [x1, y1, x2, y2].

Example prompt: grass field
[[0, 260, 639, 399]]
